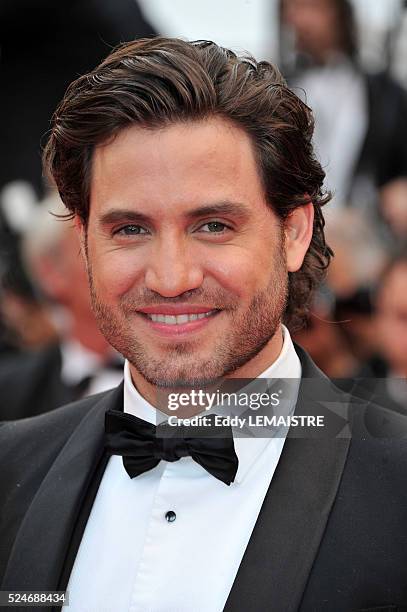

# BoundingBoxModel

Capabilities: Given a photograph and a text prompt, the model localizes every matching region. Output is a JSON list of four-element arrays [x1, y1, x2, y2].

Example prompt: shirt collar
[[123, 324, 301, 484]]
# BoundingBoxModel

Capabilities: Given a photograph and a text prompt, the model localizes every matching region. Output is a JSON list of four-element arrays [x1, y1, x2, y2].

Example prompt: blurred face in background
[[282, 0, 343, 62], [37, 226, 93, 321], [376, 262, 407, 374], [380, 178, 407, 239], [33, 225, 111, 354]]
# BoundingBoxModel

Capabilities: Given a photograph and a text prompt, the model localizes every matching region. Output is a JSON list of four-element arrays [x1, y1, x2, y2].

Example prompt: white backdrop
[[138, 0, 279, 60], [137, 0, 404, 69]]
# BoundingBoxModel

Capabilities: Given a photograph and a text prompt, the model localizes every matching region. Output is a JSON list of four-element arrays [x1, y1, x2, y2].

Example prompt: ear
[[284, 202, 314, 272]]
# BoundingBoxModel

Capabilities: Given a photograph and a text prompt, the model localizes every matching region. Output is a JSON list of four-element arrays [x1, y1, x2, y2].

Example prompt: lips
[[138, 304, 218, 316]]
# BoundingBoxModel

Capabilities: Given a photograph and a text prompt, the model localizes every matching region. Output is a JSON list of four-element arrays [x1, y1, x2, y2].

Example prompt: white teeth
[[147, 311, 214, 324], [176, 314, 189, 324]]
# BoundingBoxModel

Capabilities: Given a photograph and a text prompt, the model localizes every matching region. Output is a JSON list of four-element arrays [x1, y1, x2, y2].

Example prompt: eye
[[114, 224, 149, 236], [199, 221, 229, 233]]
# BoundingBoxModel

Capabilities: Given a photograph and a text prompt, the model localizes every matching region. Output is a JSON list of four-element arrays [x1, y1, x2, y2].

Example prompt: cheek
[[89, 248, 145, 300], [87, 237, 278, 302], [204, 246, 274, 298]]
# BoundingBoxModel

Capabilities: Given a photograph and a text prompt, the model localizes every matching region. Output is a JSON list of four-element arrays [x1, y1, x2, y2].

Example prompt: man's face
[[85, 117, 288, 387], [282, 0, 341, 60]]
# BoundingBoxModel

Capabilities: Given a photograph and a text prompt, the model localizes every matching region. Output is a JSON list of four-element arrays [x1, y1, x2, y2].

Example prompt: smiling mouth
[[141, 310, 217, 325], [138, 309, 220, 329]]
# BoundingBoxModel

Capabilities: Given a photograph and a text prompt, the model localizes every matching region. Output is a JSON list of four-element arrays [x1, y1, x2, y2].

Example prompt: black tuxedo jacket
[[355, 71, 407, 189], [1, 346, 407, 612]]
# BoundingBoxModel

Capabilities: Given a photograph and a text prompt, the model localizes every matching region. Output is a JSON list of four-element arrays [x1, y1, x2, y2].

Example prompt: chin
[[138, 365, 223, 390]]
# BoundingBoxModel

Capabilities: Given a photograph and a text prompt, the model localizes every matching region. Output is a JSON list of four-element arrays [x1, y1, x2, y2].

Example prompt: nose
[[144, 233, 204, 297]]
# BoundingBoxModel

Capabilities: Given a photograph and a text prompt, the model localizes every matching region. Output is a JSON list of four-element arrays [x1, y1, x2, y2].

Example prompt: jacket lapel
[[224, 347, 351, 612], [1, 384, 123, 592]]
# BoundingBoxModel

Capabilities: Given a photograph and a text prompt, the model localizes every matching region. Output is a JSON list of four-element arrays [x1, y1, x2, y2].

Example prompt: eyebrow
[[98, 209, 151, 227], [97, 201, 251, 227], [186, 202, 250, 220]]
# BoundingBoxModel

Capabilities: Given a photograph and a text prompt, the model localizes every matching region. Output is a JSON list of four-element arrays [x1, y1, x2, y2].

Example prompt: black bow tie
[[104, 409, 239, 485]]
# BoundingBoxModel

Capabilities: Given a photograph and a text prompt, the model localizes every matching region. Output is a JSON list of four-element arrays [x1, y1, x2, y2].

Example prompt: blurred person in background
[[355, 251, 407, 414], [326, 208, 385, 364], [294, 209, 387, 375], [0, 192, 123, 420], [0, 264, 58, 355], [0, 184, 58, 354], [280, 0, 407, 241], [380, 177, 407, 242], [0, 286, 57, 354]]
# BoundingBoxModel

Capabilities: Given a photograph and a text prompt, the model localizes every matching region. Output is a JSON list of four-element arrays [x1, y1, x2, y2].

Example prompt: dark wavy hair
[[43, 36, 332, 330]]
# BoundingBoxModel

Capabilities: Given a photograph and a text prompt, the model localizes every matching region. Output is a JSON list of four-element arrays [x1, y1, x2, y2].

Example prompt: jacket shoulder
[[0, 386, 121, 585], [0, 388, 115, 471]]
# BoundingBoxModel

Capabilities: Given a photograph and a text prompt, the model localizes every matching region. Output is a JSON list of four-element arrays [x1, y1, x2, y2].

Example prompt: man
[[355, 252, 407, 415], [374, 253, 407, 382], [280, 0, 407, 229], [0, 192, 123, 420], [1, 37, 407, 612]]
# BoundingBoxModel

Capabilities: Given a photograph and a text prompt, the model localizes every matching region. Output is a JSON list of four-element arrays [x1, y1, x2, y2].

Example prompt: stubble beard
[[86, 248, 288, 389]]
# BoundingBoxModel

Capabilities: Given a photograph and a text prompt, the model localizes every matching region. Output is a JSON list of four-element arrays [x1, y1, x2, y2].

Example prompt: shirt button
[[165, 510, 176, 522]]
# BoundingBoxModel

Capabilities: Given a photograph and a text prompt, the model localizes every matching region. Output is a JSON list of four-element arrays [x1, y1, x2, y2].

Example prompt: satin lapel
[[224, 348, 351, 612], [2, 384, 124, 591]]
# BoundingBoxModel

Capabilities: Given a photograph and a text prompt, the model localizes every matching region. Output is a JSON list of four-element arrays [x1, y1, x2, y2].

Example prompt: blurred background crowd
[[0, 0, 406, 419]]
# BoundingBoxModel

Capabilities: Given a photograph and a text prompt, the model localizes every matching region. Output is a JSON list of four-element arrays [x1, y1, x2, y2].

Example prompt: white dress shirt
[[294, 57, 368, 209], [65, 325, 301, 612]]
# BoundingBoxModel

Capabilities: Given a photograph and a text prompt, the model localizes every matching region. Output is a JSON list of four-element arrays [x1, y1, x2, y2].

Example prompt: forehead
[[89, 117, 267, 217]]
